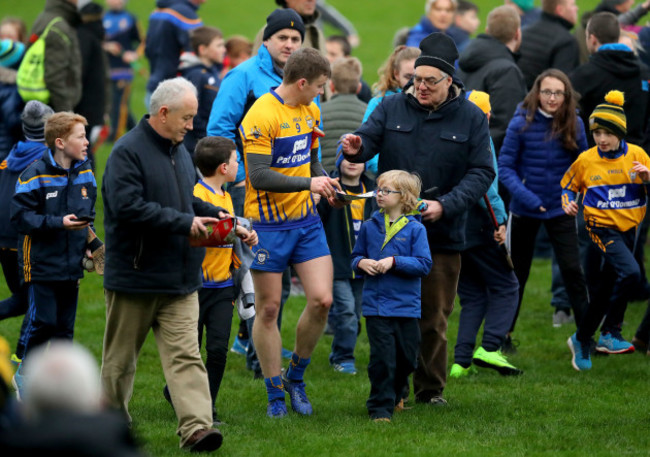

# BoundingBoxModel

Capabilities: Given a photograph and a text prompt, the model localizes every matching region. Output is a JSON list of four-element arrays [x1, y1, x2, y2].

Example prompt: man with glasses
[[341, 32, 494, 406]]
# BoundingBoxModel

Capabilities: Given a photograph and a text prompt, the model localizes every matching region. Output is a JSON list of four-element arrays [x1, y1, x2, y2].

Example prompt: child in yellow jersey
[[191, 136, 258, 423], [562, 91, 650, 371]]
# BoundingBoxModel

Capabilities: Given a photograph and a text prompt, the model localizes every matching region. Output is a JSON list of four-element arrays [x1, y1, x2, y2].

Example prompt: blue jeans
[[329, 278, 363, 365]]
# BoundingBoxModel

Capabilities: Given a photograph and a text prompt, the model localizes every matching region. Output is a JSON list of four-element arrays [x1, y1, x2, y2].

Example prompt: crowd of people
[[1, 0, 650, 453]]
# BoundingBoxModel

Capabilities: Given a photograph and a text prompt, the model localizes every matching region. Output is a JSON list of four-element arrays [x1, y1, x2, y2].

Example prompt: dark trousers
[[109, 79, 136, 141], [23, 281, 79, 357], [0, 248, 29, 356], [414, 250, 460, 401], [366, 316, 420, 419], [635, 302, 650, 343], [455, 243, 519, 366], [198, 286, 235, 409], [507, 214, 588, 332], [577, 227, 639, 342]]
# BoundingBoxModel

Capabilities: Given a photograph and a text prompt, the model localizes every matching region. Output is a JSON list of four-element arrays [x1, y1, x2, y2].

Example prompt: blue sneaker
[[332, 362, 357, 375], [596, 331, 635, 354], [266, 398, 288, 418], [230, 336, 248, 356], [281, 348, 293, 360], [282, 375, 313, 415], [12, 364, 25, 401], [568, 333, 592, 371]]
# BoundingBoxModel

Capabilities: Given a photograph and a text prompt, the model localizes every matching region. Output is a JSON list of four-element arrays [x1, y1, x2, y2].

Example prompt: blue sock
[[265, 376, 285, 402], [286, 353, 310, 381]]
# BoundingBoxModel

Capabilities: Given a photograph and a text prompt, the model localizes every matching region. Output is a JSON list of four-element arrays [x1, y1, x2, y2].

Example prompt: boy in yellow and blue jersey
[[562, 91, 650, 371], [10, 112, 96, 398], [239, 48, 344, 418], [191, 136, 257, 424]]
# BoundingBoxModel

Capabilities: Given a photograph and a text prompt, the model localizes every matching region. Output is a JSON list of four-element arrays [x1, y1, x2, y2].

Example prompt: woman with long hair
[[498, 68, 590, 350], [362, 45, 420, 175]]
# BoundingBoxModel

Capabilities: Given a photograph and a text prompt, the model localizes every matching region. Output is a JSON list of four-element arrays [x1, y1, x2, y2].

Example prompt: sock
[[285, 353, 310, 381], [264, 376, 285, 402]]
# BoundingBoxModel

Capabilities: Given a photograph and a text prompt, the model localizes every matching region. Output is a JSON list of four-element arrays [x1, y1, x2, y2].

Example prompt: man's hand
[[63, 214, 90, 230], [420, 199, 444, 222], [494, 224, 506, 245], [375, 257, 394, 274], [311, 176, 343, 199], [563, 201, 578, 216], [340, 134, 362, 157], [236, 225, 258, 247], [357, 258, 379, 276], [190, 217, 219, 239]]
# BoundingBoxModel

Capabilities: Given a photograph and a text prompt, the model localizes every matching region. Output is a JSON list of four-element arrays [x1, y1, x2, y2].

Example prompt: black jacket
[[102, 116, 224, 294], [570, 48, 650, 148], [318, 167, 376, 279], [517, 12, 580, 89], [346, 82, 495, 251], [457, 34, 527, 152]]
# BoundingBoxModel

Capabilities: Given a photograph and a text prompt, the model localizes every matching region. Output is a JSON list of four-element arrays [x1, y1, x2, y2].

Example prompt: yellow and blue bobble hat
[[466, 90, 491, 115], [589, 90, 626, 139]]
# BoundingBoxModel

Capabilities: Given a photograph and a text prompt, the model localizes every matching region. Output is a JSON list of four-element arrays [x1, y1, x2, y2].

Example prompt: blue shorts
[[251, 220, 330, 272]]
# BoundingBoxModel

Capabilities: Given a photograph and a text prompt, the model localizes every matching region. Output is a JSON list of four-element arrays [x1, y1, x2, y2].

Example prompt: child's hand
[[236, 226, 258, 246], [63, 214, 90, 230], [632, 161, 650, 182], [375, 257, 394, 274], [358, 258, 379, 276], [563, 200, 578, 216]]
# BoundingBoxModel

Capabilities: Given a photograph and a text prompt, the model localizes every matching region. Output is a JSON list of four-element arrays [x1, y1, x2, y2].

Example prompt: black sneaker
[[501, 334, 520, 355]]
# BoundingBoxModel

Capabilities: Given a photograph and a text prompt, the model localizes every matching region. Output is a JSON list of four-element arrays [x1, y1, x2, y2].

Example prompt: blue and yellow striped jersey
[[239, 89, 321, 230], [347, 184, 366, 241], [193, 180, 237, 288], [561, 143, 649, 232]]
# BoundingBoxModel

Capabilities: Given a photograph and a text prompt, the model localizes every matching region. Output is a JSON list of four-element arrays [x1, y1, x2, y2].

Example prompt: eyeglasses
[[413, 74, 448, 89], [376, 188, 402, 196], [539, 90, 566, 99]]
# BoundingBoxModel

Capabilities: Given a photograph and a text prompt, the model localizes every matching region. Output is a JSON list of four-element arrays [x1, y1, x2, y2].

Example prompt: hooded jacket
[[498, 105, 588, 219], [318, 164, 375, 280], [347, 81, 495, 251], [351, 210, 432, 318], [30, 0, 82, 112], [570, 45, 650, 148], [457, 34, 527, 152], [145, 0, 203, 93], [0, 141, 48, 249], [517, 12, 580, 89], [11, 149, 96, 283], [102, 116, 225, 294]]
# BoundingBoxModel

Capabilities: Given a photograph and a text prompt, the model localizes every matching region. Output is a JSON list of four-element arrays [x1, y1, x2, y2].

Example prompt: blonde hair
[[377, 170, 422, 213], [331, 57, 362, 94]]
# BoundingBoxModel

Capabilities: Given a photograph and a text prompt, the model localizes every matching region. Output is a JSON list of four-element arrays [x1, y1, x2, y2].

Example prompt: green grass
[[3, 1, 650, 455]]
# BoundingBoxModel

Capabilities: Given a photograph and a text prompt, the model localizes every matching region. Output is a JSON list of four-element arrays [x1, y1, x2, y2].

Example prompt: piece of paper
[[335, 190, 376, 201]]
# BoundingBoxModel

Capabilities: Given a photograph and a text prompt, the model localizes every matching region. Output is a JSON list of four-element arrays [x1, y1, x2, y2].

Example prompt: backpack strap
[[40, 17, 70, 46]]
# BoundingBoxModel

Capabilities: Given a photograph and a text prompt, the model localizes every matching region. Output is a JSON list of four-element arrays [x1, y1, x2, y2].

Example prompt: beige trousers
[[100, 290, 212, 447]]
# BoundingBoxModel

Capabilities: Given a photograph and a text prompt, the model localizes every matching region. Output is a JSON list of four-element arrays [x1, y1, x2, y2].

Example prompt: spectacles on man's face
[[413, 74, 448, 89], [539, 90, 566, 99], [376, 188, 402, 196]]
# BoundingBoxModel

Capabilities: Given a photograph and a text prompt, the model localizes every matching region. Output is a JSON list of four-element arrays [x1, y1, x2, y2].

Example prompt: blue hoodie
[[351, 210, 432, 318], [0, 141, 48, 248]]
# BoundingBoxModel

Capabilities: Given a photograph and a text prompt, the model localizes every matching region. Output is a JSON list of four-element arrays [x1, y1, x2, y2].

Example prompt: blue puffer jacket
[[11, 149, 96, 282], [498, 105, 588, 219], [145, 0, 202, 93], [352, 210, 432, 318], [406, 16, 443, 48], [0, 141, 48, 249]]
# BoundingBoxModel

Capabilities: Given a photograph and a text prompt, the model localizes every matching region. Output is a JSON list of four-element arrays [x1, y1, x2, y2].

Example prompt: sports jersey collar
[[597, 140, 627, 160], [269, 87, 284, 104], [198, 179, 216, 194]]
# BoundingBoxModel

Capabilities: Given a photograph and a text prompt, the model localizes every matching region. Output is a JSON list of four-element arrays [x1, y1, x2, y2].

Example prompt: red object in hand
[[312, 126, 325, 138], [190, 217, 237, 247]]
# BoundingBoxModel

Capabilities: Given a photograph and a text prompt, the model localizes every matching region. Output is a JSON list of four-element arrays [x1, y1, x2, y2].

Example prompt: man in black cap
[[342, 32, 494, 406]]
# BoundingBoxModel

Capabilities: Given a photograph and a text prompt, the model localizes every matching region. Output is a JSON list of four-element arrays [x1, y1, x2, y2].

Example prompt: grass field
[[2, 1, 650, 456]]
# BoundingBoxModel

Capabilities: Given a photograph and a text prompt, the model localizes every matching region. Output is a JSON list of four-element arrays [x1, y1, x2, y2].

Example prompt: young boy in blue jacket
[[10, 112, 97, 398], [351, 170, 432, 422]]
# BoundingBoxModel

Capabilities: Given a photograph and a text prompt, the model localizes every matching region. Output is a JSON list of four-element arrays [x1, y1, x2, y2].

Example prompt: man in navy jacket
[[101, 77, 226, 453], [342, 33, 494, 406]]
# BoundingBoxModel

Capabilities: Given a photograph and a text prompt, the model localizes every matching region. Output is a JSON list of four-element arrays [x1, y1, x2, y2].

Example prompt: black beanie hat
[[414, 32, 458, 75], [263, 9, 305, 42], [21, 101, 54, 143]]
